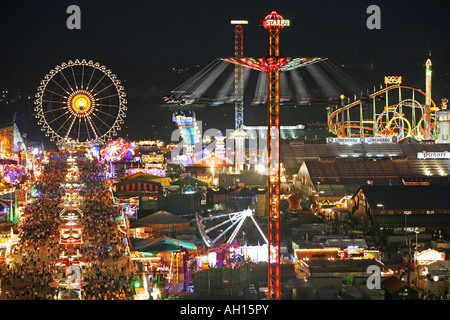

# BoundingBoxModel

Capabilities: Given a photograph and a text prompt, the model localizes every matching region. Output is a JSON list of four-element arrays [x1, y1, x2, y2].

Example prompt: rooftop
[[357, 185, 450, 211]]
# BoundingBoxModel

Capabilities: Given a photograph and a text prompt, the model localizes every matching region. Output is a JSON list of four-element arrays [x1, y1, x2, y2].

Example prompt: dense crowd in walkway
[[0, 156, 138, 300]]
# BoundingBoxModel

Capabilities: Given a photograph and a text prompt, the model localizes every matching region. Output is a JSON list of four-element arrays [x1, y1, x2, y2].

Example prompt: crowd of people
[[0, 156, 138, 300]]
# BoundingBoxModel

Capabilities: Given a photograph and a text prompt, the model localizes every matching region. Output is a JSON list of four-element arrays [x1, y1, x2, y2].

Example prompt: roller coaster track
[[327, 85, 437, 140]]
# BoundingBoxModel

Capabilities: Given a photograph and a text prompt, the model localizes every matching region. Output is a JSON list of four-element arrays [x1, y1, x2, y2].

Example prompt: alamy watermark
[[66, 5, 81, 30], [366, 5, 381, 30], [170, 121, 271, 170], [66, 264, 82, 289], [366, 265, 381, 289]]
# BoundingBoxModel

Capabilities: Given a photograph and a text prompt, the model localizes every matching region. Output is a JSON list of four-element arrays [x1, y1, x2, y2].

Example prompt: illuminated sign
[[435, 112, 450, 118], [137, 140, 164, 147], [142, 154, 164, 163], [264, 19, 290, 27], [125, 167, 166, 177], [243, 125, 305, 130], [415, 249, 445, 265], [417, 151, 450, 159], [131, 251, 143, 259], [230, 20, 248, 25], [384, 76, 402, 85], [0, 237, 11, 248], [327, 137, 398, 144]]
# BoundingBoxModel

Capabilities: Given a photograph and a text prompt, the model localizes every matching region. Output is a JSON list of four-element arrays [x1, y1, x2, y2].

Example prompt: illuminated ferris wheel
[[196, 209, 268, 247], [34, 59, 127, 144]]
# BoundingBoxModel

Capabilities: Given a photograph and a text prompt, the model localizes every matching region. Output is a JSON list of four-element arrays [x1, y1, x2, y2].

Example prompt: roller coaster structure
[[327, 83, 438, 141]]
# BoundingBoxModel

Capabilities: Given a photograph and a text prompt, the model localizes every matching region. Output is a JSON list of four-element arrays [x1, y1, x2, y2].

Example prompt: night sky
[[0, 0, 449, 144]]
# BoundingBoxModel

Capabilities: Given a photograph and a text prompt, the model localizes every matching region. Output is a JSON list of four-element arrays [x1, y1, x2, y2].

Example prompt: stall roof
[[130, 210, 189, 229], [130, 235, 197, 254], [226, 187, 255, 198], [381, 276, 411, 294], [119, 172, 161, 181], [356, 185, 450, 211], [324, 238, 368, 249], [305, 259, 383, 273], [374, 214, 450, 228], [427, 261, 450, 274], [171, 177, 208, 187]]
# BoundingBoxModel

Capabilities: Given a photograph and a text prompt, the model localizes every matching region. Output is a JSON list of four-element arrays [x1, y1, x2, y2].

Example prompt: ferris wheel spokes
[[86, 116, 100, 140], [64, 115, 78, 140], [197, 209, 268, 247], [95, 93, 120, 101]]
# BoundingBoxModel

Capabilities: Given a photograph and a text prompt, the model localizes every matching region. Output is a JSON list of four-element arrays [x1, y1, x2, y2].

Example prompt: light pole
[[414, 229, 419, 285], [404, 212, 411, 246], [415, 229, 419, 250], [404, 212, 411, 285], [317, 181, 321, 213], [210, 165, 215, 186]]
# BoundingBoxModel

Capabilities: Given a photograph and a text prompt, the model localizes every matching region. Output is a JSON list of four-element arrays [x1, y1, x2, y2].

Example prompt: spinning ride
[[34, 59, 127, 145], [223, 10, 326, 300], [100, 137, 137, 163]]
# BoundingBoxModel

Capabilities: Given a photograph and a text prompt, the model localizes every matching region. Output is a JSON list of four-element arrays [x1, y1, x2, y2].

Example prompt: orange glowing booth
[[0, 222, 17, 263], [295, 248, 340, 261], [295, 247, 382, 262], [415, 248, 446, 276]]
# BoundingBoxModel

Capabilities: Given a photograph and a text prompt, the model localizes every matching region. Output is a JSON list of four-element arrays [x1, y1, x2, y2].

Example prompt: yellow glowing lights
[[72, 94, 91, 113], [68, 90, 94, 116], [384, 76, 402, 85], [231, 20, 248, 25]]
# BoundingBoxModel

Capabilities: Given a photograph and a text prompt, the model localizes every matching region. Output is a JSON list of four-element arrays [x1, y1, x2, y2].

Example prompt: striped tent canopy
[[119, 172, 171, 187], [114, 178, 163, 195]]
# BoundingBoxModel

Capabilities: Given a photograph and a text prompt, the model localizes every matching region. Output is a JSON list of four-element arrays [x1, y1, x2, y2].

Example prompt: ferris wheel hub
[[68, 90, 94, 116]]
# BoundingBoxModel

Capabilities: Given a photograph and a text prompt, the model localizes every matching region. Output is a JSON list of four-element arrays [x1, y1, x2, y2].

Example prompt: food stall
[[415, 248, 445, 275], [0, 222, 16, 263]]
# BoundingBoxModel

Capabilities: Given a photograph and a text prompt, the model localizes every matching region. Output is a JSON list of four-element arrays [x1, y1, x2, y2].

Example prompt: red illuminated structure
[[230, 20, 248, 173], [224, 11, 325, 300], [263, 10, 284, 301]]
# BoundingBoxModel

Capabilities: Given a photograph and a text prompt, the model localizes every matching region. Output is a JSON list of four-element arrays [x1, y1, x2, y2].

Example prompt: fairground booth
[[129, 235, 198, 294], [415, 248, 447, 293], [0, 221, 18, 263], [129, 210, 190, 239], [113, 176, 163, 198], [58, 224, 84, 245]]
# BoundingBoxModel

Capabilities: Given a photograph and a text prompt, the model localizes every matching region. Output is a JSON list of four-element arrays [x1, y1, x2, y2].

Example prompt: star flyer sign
[[263, 19, 290, 27], [260, 14, 290, 29]]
